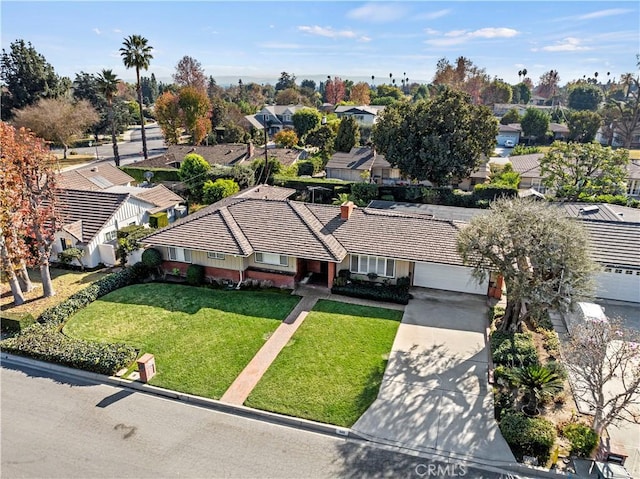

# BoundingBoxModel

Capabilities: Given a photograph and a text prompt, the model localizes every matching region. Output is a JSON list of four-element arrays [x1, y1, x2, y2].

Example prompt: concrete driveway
[[352, 288, 515, 464]]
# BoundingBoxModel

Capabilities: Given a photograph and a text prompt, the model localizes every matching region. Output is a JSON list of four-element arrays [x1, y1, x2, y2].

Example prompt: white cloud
[[416, 9, 451, 20], [346, 3, 407, 23], [541, 37, 591, 52], [425, 27, 518, 46], [113, 28, 122, 34], [298, 25, 357, 39], [424, 28, 440, 35], [578, 8, 631, 20], [358, 36, 372, 43], [93, 28, 101, 35]]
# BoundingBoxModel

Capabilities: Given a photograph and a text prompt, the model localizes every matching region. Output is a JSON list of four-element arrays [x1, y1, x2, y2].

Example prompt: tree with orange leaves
[[1, 122, 60, 303]]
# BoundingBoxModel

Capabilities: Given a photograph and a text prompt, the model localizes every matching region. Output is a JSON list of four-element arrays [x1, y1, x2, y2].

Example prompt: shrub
[[500, 412, 556, 464], [142, 248, 163, 268], [38, 267, 143, 325], [545, 360, 567, 381], [0, 323, 136, 375], [202, 178, 240, 204], [494, 388, 514, 421], [296, 160, 315, 176], [1, 311, 36, 333], [186, 264, 205, 285], [473, 184, 518, 201], [511, 145, 541, 156], [491, 331, 539, 367], [541, 330, 560, 356], [489, 306, 506, 324], [331, 282, 410, 305], [351, 182, 378, 206], [58, 247, 84, 266], [562, 423, 598, 457]]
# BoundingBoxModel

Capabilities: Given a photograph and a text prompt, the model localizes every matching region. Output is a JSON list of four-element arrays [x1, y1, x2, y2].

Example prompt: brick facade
[[245, 268, 296, 288]]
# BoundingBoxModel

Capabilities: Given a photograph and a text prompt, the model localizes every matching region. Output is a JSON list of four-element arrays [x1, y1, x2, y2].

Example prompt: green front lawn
[[245, 300, 402, 427], [64, 284, 300, 399]]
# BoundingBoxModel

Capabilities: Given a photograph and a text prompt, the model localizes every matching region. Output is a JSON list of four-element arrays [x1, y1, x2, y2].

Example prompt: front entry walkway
[[352, 288, 515, 464]]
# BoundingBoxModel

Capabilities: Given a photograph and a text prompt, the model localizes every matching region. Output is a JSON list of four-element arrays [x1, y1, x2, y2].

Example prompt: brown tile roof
[[56, 189, 130, 243], [167, 144, 250, 167], [144, 196, 470, 266], [326, 147, 390, 171], [549, 122, 569, 134], [628, 161, 640, 180], [237, 184, 296, 201], [583, 221, 640, 268], [254, 147, 303, 167], [134, 185, 185, 212], [127, 153, 180, 170], [508, 153, 544, 177], [58, 163, 134, 190]]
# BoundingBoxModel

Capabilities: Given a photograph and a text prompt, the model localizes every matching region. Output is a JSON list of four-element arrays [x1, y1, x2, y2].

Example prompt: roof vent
[[90, 167, 98, 172], [579, 205, 599, 214]]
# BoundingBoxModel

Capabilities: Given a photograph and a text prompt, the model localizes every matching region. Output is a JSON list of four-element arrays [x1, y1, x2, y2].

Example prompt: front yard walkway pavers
[[352, 288, 515, 464], [220, 295, 319, 405]]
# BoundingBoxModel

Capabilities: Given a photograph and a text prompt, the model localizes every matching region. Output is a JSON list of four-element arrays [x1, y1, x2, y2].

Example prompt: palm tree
[[522, 68, 528, 78], [120, 35, 153, 160], [511, 365, 563, 416], [518, 70, 523, 81], [96, 69, 121, 166]]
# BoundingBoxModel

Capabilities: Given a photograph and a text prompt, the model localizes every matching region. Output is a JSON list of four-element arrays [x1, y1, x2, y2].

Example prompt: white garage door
[[413, 262, 489, 295], [595, 271, 640, 303]]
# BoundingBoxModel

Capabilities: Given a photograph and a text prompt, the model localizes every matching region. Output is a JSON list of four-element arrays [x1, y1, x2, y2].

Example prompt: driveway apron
[[352, 288, 515, 463]]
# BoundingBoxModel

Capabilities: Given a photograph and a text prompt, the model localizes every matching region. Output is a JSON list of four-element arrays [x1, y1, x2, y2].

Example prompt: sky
[[1, 1, 638, 87]]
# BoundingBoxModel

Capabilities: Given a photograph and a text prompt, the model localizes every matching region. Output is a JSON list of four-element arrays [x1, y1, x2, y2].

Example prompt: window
[[283, 114, 291, 122], [207, 252, 225, 260], [604, 267, 612, 272], [168, 247, 191, 263], [614, 269, 623, 274], [60, 238, 69, 250], [530, 179, 547, 194], [255, 252, 288, 266], [104, 230, 117, 242], [625, 270, 633, 275], [350, 254, 395, 277]]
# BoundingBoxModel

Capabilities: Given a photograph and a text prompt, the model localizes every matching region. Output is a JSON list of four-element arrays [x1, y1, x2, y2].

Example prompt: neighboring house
[[506, 153, 547, 194], [595, 125, 640, 149], [549, 122, 570, 141], [325, 147, 401, 184], [493, 104, 527, 117], [53, 189, 158, 268], [583, 221, 640, 303], [249, 105, 307, 134], [496, 124, 521, 147], [626, 161, 640, 197], [142, 187, 491, 296], [126, 152, 181, 170], [103, 184, 186, 223], [560, 202, 640, 223], [456, 162, 492, 191], [334, 105, 385, 125], [58, 163, 134, 190]]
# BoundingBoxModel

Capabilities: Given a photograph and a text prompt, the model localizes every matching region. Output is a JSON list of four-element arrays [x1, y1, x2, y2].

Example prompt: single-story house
[[325, 147, 402, 184], [54, 189, 158, 268], [57, 163, 134, 190], [334, 105, 385, 125], [142, 187, 491, 296], [496, 124, 521, 146], [549, 122, 570, 141], [627, 161, 640, 197], [583, 221, 640, 303], [506, 153, 547, 193]]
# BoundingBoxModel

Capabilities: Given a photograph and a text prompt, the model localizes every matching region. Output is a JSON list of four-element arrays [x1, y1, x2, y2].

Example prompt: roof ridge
[[288, 201, 347, 261], [219, 206, 253, 256]]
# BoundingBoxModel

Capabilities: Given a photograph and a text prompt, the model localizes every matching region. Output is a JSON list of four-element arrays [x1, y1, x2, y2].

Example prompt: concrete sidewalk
[[220, 295, 319, 405], [352, 288, 515, 464]]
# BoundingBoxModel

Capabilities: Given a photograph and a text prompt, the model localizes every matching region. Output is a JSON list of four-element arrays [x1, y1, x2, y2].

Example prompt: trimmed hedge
[[562, 423, 599, 457], [186, 264, 205, 285], [500, 412, 556, 464], [120, 166, 180, 183], [331, 282, 410, 305], [1, 323, 136, 375], [39, 263, 148, 325], [141, 248, 163, 268], [1, 311, 36, 333], [490, 331, 539, 367]]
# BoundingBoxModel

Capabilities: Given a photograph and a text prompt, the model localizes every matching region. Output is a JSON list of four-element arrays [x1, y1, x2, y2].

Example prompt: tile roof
[[368, 200, 488, 222], [326, 147, 390, 171], [134, 185, 185, 212], [255, 147, 303, 167], [549, 123, 570, 134], [127, 153, 180, 169], [560, 203, 628, 222], [582, 221, 640, 268], [58, 163, 134, 190], [237, 184, 296, 201], [56, 189, 131, 243], [334, 105, 386, 114], [508, 153, 544, 177], [629, 161, 640, 180], [166, 144, 250, 167]]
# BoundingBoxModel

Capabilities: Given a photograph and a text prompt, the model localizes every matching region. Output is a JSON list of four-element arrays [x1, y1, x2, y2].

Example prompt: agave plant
[[511, 364, 564, 416]]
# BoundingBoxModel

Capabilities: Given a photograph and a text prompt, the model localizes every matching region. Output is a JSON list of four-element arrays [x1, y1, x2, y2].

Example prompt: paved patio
[[352, 288, 515, 464]]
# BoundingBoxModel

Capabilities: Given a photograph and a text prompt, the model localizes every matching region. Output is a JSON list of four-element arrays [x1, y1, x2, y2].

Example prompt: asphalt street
[[0, 362, 523, 479]]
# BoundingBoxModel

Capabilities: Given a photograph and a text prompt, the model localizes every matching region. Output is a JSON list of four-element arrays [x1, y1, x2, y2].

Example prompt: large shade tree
[[540, 141, 629, 200], [120, 34, 153, 159], [457, 198, 598, 332], [96, 69, 121, 165], [373, 87, 497, 186], [520, 107, 550, 144]]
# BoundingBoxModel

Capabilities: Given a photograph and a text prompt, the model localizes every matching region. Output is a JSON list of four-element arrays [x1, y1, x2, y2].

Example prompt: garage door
[[413, 262, 489, 295], [595, 271, 640, 303]]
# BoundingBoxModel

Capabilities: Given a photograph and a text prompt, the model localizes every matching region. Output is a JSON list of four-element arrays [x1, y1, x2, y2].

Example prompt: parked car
[[565, 302, 608, 335], [504, 139, 515, 148]]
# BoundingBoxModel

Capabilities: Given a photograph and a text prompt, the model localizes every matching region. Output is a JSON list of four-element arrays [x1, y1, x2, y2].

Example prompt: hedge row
[[1, 264, 149, 375], [331, 283, 411, 305], [1, 323, 136, 375], [0, 311, 36, 333], [490, 331, 539, 368], [38, 263, 148, 325], [120, 167, 180, 183]]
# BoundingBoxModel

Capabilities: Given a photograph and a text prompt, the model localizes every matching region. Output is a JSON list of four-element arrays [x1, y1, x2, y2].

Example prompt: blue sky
[[2, 1, 638, 87]]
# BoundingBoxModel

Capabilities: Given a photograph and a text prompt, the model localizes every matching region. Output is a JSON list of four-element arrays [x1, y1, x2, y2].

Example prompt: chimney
[[340, 201, 355, 220], [247, 142, 255, 159]]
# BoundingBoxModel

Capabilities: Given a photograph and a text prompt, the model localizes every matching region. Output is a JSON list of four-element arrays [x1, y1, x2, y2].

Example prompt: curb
[[0, 352, 358, 440]]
